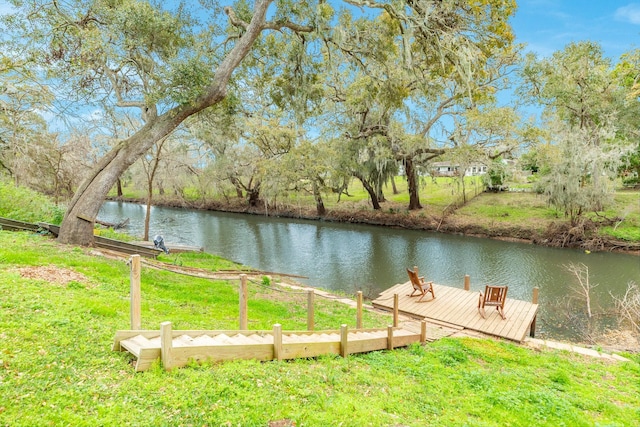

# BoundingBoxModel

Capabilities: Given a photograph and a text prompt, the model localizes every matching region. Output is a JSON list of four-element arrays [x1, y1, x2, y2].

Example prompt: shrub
[[0, 177, 65, 224]]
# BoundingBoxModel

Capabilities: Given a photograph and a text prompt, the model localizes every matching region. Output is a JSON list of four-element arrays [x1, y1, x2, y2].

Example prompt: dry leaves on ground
[[15, 265, 90, 287]]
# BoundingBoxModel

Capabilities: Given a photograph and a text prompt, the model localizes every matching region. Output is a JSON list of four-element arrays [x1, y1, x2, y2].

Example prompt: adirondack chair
[[478, 285, 508, 319], [406, 266, 435, 302]]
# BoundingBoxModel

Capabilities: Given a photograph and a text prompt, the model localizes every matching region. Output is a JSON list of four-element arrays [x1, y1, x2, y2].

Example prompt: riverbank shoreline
[[106, 195, 640, 256]]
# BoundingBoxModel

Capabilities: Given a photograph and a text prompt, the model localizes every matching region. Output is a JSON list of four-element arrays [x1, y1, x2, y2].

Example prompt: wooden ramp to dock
[[372, 282, 538, 342], [39, 223, 162, 258], [113, 321, 434, 371]]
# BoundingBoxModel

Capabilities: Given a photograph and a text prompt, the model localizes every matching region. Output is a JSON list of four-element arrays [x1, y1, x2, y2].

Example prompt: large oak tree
[[3, 0, 518, 245]]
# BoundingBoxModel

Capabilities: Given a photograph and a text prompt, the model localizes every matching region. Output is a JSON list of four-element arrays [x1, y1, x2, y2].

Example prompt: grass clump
[[1, 231, 638, 426], [0, 177, 65, 224], [596, 191, 640, 242]]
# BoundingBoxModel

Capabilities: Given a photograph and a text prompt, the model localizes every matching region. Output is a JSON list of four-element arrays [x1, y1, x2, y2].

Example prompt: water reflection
[[99, 201, 640, 340]]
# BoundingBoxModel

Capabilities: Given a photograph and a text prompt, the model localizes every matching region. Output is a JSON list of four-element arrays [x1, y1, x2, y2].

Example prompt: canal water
[[99, 201, 640, 341]]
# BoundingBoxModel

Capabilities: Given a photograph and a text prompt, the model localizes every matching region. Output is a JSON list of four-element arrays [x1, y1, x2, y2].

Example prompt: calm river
[[99, 201, 639, 341]]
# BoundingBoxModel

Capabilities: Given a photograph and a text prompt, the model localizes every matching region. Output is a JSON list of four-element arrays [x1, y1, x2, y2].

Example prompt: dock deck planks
[[372, 282, 538, 342]]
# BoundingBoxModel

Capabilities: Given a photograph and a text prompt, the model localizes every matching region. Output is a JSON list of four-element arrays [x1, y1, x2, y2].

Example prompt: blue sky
[[0, 0, 637, 60], [510, 0, 639, 59]]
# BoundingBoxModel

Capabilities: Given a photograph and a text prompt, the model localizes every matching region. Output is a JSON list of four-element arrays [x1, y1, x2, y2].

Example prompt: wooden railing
[[127, 254, 378, 333]]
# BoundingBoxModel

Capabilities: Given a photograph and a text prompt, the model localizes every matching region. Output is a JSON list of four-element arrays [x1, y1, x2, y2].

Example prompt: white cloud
[[615, 3, 640, 25]]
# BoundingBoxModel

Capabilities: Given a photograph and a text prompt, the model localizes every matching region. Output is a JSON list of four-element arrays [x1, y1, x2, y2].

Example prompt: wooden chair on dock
[[406, 266, 435, 302], [478, 285, 508, 320]]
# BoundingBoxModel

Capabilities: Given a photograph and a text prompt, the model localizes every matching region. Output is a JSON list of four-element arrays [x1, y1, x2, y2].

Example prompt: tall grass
[[0, 176, 65, 224]]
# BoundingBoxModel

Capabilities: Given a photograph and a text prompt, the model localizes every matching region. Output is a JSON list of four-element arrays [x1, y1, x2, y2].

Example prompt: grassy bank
[[111, 177, 640, 248], [1, 231, 638, 426]]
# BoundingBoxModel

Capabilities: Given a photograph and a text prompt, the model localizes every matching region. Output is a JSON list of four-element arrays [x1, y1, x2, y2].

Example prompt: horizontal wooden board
[[372, 282, 538, 342]]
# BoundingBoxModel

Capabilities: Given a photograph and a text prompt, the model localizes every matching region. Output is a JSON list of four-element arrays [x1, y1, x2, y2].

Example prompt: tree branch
[[224, 5, 314, 34]]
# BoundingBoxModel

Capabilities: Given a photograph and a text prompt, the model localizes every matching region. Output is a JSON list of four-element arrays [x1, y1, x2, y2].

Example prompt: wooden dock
[[372, 282, 538, 342]]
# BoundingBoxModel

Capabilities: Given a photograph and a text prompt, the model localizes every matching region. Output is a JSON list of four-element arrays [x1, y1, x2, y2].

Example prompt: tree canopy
[[1, 1, 637, 244]]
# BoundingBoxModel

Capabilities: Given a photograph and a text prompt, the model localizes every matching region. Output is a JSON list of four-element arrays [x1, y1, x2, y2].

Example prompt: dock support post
[[464, 275, 470, 291], [273, 324, 283, 361], [129, 255, 141, 330], [420, 320, 427, 343], [387, 325, 394, 350], [239, 274, 248, 330], [393, 293, 399, 327], [160, 321, 173, 371], [307, 290, 314, 331], [530, 287, 539, 337], [356, 291, 363, 329], [340, 324, 349, 357]]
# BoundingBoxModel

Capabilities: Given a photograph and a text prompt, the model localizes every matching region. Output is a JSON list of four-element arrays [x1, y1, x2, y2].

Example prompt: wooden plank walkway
[[372, 282, 538, 342]]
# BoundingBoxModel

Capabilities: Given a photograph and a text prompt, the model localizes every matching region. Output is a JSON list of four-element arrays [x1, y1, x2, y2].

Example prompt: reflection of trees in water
[[545, 263, 639, 349]]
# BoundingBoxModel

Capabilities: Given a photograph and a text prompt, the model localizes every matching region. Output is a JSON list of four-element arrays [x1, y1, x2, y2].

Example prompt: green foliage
[[94, 227, 134, 241], [600, 225, 640, 242], [483, 158, 510, 191], [0, 177, 65, 224], [520, 42, 635, 225]]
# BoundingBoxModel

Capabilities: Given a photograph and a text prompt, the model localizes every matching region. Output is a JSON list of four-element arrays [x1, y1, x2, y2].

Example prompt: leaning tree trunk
[[116, 177, 123, 198], [56, 2, 271, 246], [144, 179, 153, 241], [312, 181, 326, 216], [391, 175, 398, 194], [58, 124, 172, 245], [353, 172, 381, 210], [404, 158, 422, 210]]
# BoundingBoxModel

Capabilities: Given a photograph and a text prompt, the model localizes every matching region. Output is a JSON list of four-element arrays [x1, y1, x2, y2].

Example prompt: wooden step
[[174, 335, 195, 346], [247, 333, 272, 344], [120, 335, 158, 357], [211, 333, 233, 345], [231, 334, 263, 345], [190, 335, 218, 346], [115, 326, 427, 372], [316, 333, 339, 342], [351, 331, 384, 340]]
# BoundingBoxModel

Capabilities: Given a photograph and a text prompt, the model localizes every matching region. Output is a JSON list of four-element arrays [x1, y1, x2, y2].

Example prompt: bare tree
[[564, 262, 598, 318], [612, 282, 640, 336]]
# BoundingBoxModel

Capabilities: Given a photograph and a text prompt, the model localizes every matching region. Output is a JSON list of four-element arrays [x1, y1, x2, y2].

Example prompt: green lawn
[[596, 191, 640, 242], [454, 192, 557, 230], [0, 231, 638, 426], [108, 176, 640, 243]]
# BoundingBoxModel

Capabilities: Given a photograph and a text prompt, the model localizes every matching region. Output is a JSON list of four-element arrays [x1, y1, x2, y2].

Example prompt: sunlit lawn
[[1, 231, 638, 426]]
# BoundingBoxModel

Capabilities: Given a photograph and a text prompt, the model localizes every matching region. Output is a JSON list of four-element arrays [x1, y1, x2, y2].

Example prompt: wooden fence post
[[130, 255, 141, 330], [420, 319, 427, 343], [160, 321, 173, 371], [393, 293, 399, 327], [273, 324, 282, 361], [464, 275, 470, 291], [356, 291, 363, 329], [307, 290, 314, 331], [387, 325, 394, 350], [340, 324, 348, 357], [239, 274, 248, 330], [530, 287, 540, 337]]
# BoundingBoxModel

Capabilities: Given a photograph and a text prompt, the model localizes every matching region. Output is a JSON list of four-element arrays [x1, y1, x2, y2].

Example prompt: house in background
[[430, 162, 488, 177]]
